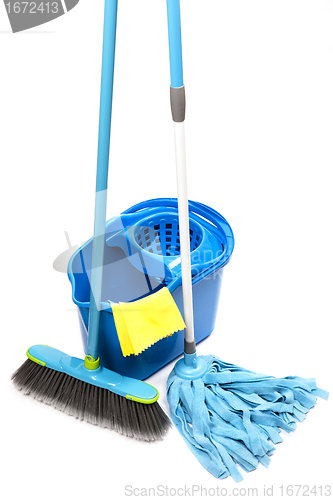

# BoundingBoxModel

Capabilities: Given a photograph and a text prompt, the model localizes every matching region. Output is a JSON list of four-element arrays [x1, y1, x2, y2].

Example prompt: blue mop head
[[167, 355, 328, 482]]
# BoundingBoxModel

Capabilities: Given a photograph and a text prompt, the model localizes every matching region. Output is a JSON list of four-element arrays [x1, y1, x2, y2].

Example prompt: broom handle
[[167, 0, 196, 356], [87, 0, 118, 361]]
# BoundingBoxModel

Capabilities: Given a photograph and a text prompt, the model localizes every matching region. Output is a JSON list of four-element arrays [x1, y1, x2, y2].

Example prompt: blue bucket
[[68, 198, 234, 380]]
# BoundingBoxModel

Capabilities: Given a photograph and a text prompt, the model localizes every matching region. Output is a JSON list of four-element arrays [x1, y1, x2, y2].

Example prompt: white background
[[1, 0, 332, 498]]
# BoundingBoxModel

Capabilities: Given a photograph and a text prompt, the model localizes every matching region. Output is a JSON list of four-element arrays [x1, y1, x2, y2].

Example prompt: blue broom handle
[[87, 0, 118, 360]]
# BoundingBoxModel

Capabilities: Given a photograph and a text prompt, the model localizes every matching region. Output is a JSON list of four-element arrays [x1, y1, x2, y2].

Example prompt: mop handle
[[166, 0, 196, 355], [87, 0, 118, 361]]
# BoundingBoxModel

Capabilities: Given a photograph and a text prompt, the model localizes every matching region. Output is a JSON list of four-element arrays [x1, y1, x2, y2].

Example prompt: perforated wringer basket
[[68, 198, 234, 379]]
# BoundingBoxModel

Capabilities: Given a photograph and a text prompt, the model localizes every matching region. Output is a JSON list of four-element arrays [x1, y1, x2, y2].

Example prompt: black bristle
[[12, 359, 171, 441]]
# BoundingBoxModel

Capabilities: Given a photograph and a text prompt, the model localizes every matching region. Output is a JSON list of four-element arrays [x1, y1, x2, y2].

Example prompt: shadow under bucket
[[67, 198, 234, 380]]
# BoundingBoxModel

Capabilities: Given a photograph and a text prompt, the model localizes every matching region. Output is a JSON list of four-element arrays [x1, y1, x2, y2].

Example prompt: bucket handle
[[122, 197, 234, 246]]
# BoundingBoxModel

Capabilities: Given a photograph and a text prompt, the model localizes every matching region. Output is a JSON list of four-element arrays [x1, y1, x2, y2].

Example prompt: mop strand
[[167, 355, 329, 482]]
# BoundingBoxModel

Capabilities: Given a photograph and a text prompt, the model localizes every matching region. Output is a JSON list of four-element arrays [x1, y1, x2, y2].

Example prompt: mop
[[165, 0, 328, 481]]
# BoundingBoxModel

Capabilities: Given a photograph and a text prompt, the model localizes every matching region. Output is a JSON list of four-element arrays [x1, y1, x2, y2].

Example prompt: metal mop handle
[[86, 0, 118, 364], [166, 0, 196, 361]]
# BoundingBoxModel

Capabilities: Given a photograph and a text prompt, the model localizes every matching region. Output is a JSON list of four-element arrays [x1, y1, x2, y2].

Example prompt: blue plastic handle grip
[[166, 0, 184, 88], [87, 0, 118, 360]]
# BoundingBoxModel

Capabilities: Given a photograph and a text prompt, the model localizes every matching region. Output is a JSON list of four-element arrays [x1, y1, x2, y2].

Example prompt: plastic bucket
[[68, 198, 234, 379]]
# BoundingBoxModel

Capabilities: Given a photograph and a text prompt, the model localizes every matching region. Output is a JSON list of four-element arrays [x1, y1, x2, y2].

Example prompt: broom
[[165, 0, 328, 480], [11, 0, 170, 442]]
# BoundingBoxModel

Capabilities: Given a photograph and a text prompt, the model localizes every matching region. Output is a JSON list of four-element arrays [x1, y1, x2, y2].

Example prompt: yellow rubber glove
[[112, 287, 186, 357]]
